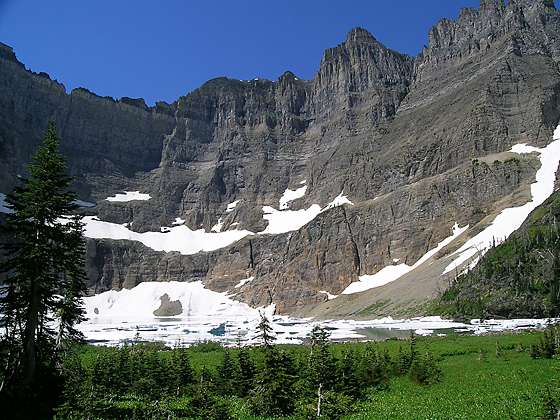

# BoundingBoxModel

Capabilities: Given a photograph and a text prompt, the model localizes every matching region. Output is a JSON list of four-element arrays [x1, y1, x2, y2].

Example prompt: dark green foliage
[[0, 122, 87, 419], [531, 323, 560, 359], [216, 349, 241, 396], [250, 347, 298, 416], [237, 346, 256, 396], [438, 191, 560, 318], [409, 352, 442, 385]]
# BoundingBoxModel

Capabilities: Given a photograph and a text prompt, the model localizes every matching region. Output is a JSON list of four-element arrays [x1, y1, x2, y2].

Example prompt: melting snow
[[82, 216, 252, 255], [279, 185, 307, 210], [343, 223, 468, 294], [106, 191, 151, 202], [234, 276, 255, 288], [444, 130, 560, 274], [319, 290, 338, 300]]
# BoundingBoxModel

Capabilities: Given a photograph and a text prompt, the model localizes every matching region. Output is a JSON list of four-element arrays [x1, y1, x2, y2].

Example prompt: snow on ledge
[[343, 223, 468, 295], [234, 276, 255, 288], [106, 191, 151, 202], [322, 191, 353, 211], [82, 216, 252, 255], [259, 205, 322, 235], [259, 190, 353, 236], [279, 185, 307, 210], [444, 130, 560, 274], [226, 200, 240, 212]]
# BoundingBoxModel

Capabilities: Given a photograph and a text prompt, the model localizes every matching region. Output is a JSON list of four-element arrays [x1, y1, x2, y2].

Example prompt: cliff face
[[2, 0, 560, 315]]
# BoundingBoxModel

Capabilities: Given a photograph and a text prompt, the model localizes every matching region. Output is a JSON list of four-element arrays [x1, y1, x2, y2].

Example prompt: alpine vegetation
[[0, 123, 87, 419]]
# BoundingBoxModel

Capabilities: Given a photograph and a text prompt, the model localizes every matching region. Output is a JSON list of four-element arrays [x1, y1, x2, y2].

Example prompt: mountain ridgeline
[[1, 0, 560, 316]]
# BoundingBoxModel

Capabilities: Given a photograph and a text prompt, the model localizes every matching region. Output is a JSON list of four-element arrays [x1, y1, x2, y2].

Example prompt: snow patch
[[343, 223, 468, 294], [82, 216, 252, 255], [279, 185, 307, 210], [226, 200, 240, 212], [259, 205, 322, 235], [234, 276, 255, 288], [0, 193, 13, 214], [172, 217, 186, 226], [322, 191, 353, 211], [319, 290, 338, 300], [211, 217, 224, 233], [444, 133, 560, 274], [106, 191, 151, 202]]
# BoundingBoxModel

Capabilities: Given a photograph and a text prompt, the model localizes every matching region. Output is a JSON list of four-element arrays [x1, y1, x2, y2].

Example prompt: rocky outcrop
[[3, 1, 560, 315]]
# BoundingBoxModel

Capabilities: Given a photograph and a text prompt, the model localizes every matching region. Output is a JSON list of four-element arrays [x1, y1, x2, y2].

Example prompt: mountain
[[1, 0, 560, 316]]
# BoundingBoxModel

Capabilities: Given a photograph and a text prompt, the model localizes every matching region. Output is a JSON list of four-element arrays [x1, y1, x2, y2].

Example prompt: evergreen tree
[[256, 312, 276, 347], [0, 122, 87, 413], [251, 348, 298, 417], [216, 349, 240, 396], [237, 346, 256, 396]]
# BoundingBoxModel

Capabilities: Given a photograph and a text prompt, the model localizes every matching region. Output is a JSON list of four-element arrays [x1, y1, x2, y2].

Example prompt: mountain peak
[[0, 42, 22, 66], [345, 27, 377, 45]]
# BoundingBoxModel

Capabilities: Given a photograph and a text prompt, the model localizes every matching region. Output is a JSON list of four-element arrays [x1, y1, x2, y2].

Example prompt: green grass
[[72, 331, 558, 419]]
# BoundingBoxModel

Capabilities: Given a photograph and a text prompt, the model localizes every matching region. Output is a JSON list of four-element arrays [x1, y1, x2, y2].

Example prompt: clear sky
[[0, 1, 557, 105]]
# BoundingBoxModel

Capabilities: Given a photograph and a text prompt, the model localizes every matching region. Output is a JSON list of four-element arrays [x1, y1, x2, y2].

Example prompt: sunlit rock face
[[2, 1, 560, 316]]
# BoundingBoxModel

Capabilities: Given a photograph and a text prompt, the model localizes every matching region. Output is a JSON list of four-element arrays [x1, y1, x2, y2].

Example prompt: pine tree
[[216, 349, 240, 396], [0, 122, 87, 400], [256, 312, 276, 347], [237, 347, 256, 397]]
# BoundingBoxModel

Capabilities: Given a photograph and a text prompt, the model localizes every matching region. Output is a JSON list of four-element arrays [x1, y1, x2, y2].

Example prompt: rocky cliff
[[1, 0, 560, 316]]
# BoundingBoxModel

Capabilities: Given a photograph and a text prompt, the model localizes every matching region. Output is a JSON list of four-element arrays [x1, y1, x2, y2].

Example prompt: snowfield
[[82, 216, 252, 255], [444, 127, 560, 274], [106, 191, 151, 202]]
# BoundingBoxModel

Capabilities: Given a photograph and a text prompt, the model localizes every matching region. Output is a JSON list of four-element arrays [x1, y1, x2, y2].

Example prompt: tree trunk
[[22, 278, 39, 387]]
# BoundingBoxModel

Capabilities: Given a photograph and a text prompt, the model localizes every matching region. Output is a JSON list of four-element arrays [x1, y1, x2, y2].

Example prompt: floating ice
[[82, 216, 252, 255], [106, 191, 151, 202], [343, 223, 468, 294], [444, 130, 560, 274]]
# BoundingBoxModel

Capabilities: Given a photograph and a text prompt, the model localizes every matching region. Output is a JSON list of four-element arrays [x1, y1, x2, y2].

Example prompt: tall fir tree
[[0, 122, 87, 403]]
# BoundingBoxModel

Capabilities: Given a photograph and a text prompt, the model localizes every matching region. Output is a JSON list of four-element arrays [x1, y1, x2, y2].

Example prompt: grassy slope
[[436, 190, 560, 319]]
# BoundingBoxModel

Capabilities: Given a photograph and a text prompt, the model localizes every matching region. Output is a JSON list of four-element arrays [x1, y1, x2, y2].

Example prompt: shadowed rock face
[[3, 0, 560, 315]]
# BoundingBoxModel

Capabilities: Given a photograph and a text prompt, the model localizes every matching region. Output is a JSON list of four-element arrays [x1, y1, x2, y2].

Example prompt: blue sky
[[0, 1, 556, 105]]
